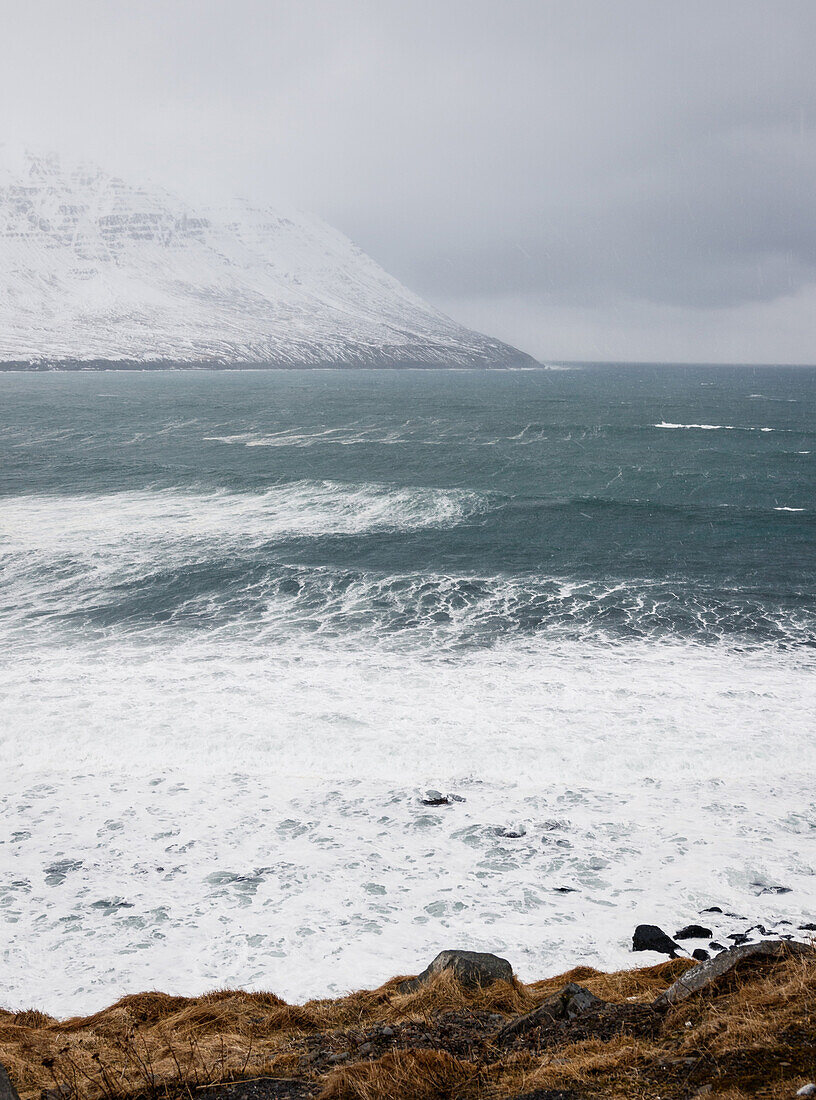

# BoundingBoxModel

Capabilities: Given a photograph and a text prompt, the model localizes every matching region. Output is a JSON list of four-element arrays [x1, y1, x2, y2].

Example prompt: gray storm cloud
[[1, 0, 814, 362]]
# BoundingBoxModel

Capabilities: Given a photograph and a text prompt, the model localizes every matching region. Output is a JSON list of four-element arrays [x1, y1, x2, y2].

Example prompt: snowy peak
[[0, 151, 533, 367]]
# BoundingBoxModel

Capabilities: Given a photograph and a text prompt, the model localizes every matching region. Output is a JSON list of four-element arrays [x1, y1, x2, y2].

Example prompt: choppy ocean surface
[[1, 364, 814, 1016]]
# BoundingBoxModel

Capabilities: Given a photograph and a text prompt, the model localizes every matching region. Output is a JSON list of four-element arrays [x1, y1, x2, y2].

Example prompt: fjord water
[[1, 365, 814, 1014]]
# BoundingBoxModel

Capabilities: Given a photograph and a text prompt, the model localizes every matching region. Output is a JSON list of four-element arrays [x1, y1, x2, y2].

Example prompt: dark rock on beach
[[420, 789, 450, 805], [675, 924, 713, 940], [692, 948, 711, 961], [632, 924, 683, 958], [397, 948, 514, 993]]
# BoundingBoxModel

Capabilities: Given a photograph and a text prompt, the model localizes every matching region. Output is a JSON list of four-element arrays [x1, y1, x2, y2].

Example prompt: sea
[[1, 364, 814, 1016]]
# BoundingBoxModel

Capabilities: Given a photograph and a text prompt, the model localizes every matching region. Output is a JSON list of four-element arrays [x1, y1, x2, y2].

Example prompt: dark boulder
[[692, 948, 710, 961], [420, 790, 450, 806], [632, 924, 682, 958], [397, 949, 513, 993], [799, 922, 816, 931], [675, 924, 713, 940], [1, 1066, 20, 1100], [653, 939, 813, 1009], [497, 983, 606, 1043]]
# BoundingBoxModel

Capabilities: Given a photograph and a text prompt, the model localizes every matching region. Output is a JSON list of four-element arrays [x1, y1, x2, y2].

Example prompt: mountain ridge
[[0, 151, 534, 368]]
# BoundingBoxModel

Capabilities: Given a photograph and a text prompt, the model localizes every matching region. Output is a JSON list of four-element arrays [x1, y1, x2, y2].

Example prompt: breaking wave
[[1, 481, 485, 552], [654, 422, 790, 432]]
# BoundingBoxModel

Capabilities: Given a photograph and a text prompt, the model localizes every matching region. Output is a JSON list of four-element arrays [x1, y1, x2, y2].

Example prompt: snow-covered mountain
[[0, 151, 533, 368]]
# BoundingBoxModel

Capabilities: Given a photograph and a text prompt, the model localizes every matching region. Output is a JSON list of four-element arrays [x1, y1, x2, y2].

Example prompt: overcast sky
[[2, 0, 815, 363]]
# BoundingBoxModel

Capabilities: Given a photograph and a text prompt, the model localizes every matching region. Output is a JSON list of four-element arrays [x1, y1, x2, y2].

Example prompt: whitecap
[[654, 422, 788, 432]]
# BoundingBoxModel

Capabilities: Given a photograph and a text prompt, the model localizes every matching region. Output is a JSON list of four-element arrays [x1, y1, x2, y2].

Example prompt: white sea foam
[[1, 626, 815, 1015], [2, 478, 814, 1017]]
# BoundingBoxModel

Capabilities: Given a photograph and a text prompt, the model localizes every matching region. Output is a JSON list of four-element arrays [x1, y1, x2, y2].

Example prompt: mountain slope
[[0, 151, 533, 367]]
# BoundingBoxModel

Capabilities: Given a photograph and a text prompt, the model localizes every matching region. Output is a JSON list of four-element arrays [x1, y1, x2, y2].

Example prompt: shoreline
[[2, 939, 814, 1100]]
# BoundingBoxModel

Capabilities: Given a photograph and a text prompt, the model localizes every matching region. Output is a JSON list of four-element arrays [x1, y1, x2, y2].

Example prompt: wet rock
[[692, 948, 710, 961], [632, 924, 682, 958], [653, 939, 813, 1009], [751, 881, 791, 895], [799, 923, 816, 932], [745, 923, 771, 937], [709, 941, 726, 952], [702, 906, 723, 913], [397, 949, 513, 993], [675, 924, 713, 940], [727, 932, 751, 946], [1, 1065, 20, 1100], [420, 790, 450, 806], [495, 824, 527, 839], [497, 982, 606, 1042]]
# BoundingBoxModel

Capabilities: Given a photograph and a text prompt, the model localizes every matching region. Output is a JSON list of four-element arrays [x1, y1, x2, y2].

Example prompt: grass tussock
[[1, 947, 813, 1100], [318, 1049, 477, 1100]]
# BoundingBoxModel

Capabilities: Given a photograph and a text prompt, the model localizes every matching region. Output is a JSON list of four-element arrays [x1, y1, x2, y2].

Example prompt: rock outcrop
[[397, 949, 513, 993]]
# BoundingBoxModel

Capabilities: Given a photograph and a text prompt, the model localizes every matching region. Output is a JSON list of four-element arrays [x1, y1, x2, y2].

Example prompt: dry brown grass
[[318, 1049, 478, 1100], [1, 949, 813, 1100]]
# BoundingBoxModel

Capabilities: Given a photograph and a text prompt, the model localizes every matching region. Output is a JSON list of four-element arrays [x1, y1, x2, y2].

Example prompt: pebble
[[796, 1086, 816, 1098], [327, 1052, 349, 1065], [381, 1026, 395, 1038]]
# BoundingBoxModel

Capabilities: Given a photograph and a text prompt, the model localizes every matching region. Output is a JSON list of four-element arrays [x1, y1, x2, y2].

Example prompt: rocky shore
[[1, 930, 814, 1100]]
